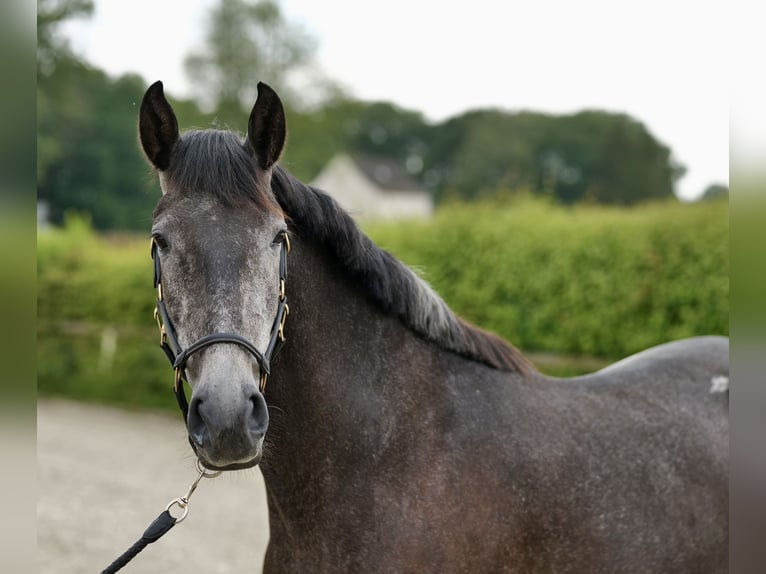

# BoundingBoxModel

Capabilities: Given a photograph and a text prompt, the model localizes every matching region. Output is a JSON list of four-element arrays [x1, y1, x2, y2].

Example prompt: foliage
[[37, 215, 170, 408], [422, 109, 684, 205], [184, 0, 322, 114], [37, 59, 216, 230], [37, 0, 699, 232], [701, 183, 729, 201], [287, 104, 685, 207], [366, 195, 728, 358], [37, 62, 159, 229], [38, 199, 728, 409], [37, 214, 155, 326], [37, 0, 94, 76]]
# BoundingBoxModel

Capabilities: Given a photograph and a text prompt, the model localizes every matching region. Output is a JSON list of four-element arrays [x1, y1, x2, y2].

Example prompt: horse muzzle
[[186, 384, 269, 470]]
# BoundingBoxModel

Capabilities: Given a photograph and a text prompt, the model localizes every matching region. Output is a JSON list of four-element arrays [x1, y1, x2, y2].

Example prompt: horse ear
[[245, 82, 286, 170], [139, 81, 179, 171]]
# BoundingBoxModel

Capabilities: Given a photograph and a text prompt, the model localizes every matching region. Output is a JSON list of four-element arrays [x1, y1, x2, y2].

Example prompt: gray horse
[[139, 80, 728, 573]]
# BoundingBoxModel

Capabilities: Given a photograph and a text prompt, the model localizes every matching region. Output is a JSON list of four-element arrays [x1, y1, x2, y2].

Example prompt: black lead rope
[[99, 511, 177, 574], [100, 461, 221, 574]]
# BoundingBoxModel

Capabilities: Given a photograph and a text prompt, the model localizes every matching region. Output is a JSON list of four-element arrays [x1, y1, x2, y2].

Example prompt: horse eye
[[152, 233, 169, 251], [271, 231, 286, 246]]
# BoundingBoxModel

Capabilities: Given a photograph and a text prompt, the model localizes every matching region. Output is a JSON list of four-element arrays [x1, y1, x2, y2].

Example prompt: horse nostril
[[187, 396, 208, 447], [249, 392, 269, 437]]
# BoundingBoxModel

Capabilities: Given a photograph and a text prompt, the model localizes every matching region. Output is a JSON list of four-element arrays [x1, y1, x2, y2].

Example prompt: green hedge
[[367, 195, 728, 357], [38, 198, 728, 408], [37, 215, 171, 408]]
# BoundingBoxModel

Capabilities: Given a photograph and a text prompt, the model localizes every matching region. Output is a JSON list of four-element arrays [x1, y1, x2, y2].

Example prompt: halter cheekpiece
[[151, 231, 290, 421]]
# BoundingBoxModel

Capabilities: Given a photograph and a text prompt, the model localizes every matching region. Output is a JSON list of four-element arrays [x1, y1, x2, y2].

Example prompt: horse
[[138, 80, 729, 573]]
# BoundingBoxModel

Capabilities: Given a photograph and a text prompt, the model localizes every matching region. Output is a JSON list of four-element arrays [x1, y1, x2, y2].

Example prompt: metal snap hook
[[163, 460, 222, 524]]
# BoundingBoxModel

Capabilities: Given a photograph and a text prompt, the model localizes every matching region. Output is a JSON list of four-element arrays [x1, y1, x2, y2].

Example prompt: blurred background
[[37, 0, 729, 407], [31, 2, 766, 572]]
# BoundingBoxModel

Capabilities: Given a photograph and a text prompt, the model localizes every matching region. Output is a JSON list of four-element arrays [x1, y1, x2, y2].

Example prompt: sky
[[61, 0, 730, 200]]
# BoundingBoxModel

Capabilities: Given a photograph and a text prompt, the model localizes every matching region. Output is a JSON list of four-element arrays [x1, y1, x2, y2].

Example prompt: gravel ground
[[38, 399, 270, 574]]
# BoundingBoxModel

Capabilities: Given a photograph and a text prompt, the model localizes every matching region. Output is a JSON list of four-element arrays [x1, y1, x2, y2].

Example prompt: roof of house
[[349, 154, 426, 193]]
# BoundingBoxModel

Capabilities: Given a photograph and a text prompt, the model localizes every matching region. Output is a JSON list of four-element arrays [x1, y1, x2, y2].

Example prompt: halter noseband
[[151, 231, 290, 421]]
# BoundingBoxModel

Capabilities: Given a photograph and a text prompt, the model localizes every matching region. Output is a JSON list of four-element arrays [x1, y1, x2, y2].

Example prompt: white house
[[311, 153, 433, 220]]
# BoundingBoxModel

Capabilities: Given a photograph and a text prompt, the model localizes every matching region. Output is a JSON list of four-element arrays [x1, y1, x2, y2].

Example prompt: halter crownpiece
[[151, 230, 290, 421]]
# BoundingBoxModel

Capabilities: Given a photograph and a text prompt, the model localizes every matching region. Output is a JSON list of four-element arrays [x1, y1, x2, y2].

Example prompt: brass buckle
[[259, 371, 268, 393], [283, 232, 291, 254], [278, 303, 289, 341], [154, 307, 167, 344], [174, 368, 182, 393]]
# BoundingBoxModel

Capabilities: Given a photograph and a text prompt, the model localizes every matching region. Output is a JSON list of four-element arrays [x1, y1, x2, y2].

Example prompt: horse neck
[[261, 235, 449, 494]]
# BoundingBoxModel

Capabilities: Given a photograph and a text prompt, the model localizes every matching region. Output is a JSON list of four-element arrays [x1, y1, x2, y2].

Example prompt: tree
[[184, 0, 319, 117], [424, 109, 685, 205], [37, 0, 94, 187], [700, 183, 728, 201], [37, 57, 212, 229], [37, 0, 94, 77], [36, 0, 220, 229]]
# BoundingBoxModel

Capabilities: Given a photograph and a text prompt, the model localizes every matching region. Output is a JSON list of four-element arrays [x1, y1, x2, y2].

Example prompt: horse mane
[[271, 166, 534, 374]]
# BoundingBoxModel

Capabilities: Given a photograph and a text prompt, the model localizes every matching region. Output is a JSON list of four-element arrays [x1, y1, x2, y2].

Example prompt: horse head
[[139, 81, 287, 470]]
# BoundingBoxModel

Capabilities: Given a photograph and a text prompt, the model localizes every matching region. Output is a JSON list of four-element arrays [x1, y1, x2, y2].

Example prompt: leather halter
[[151, 231, 290, 421]]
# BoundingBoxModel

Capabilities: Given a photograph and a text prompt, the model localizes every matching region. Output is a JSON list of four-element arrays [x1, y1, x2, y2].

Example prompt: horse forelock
[[270, 166, 534, 375], [164, 129, 283, 217]]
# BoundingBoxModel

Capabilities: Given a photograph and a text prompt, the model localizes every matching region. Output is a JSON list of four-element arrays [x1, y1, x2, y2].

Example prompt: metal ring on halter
[[195, 459, 223, 478]]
